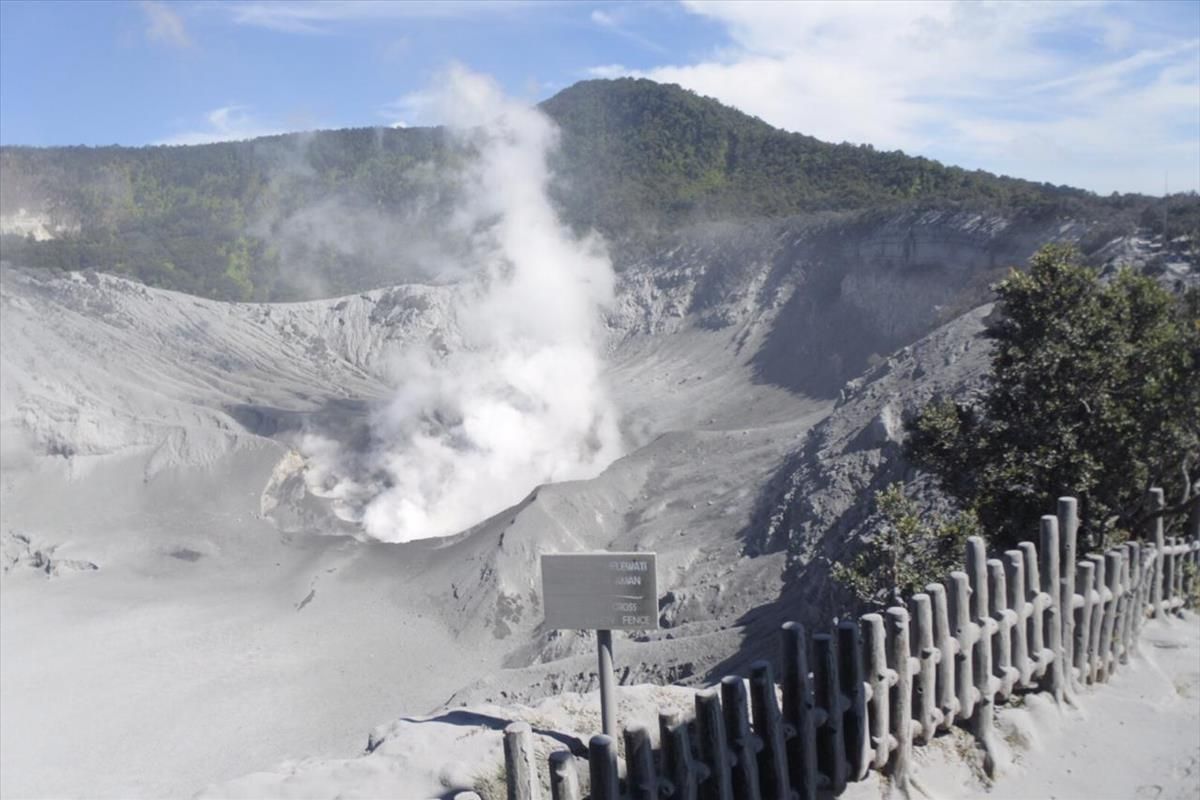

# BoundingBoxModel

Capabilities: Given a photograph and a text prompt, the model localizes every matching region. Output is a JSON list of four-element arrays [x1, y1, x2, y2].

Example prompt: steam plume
[[306, 67, 621, 543]]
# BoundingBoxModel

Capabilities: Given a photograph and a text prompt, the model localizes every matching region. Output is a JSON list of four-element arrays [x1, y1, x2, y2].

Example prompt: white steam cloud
[[305, 67, 621, 543]]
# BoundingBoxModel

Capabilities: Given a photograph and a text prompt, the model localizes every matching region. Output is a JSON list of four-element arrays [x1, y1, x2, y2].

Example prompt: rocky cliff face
[[610, 206, 1091, 397]]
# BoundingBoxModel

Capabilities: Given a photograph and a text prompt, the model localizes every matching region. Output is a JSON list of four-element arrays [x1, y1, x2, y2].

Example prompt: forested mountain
[[1, 78, 1194, 301]]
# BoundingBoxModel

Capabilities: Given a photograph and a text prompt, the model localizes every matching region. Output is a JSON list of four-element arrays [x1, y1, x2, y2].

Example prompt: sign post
[[541, 552, 658, 738], [596, 629, 615, 738]]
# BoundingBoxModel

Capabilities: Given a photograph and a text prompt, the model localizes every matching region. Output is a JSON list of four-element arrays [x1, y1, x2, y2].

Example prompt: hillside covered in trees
[[2, 78, 1196, 301]]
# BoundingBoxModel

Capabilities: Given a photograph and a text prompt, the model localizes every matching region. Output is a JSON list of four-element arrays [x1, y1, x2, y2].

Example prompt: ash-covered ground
[[1, 217, 1192, 797]]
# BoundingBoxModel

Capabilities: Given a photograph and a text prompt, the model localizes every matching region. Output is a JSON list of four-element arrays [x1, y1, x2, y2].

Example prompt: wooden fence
[[490, 490, 1200, 800]]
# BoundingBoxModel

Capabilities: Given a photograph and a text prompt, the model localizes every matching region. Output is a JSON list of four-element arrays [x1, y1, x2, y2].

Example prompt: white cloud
[[597, 0, 1200, 195], [589, 7, 666, 54], [587, 64, 631, 80], [140, 0, 192, 49], [378, 92, 433, 129], [221, 0, 530, 34], [157, 106, 283, 145]]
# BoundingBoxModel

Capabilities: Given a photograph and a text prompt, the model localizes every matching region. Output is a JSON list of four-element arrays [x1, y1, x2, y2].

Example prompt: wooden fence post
[[1086, 553, 1106, 684], [862, 614, 892, 772], [1139, 544, 1155, 631], [721, 676, 763, 800], [548, 751, 580, 800], [1114, 545, 1132, 666], [589, 735, 619, 800], [1151, 487, 1165, 619], [925, 582, 959, 730], [1058, 497, 1079, 677], [1165, 535, 1176, 614], [505, 721, 540, 800], [661, 711, 699, 800], [812, 633, 847, 795], [836, 620, 869, 782], [780, 623, 817, 800], [1121, 542, 1140, 660], [1002, 553, 1033, 688], [910, 593, 939, 745], [1039, 516, 1065, 702], [624, 724, 656, 800], [1019, 542, 1047, 679], [948, 571, 978, 722], [1100, 549, 1123, 680], [1171, 536, 1184, 614], [695, 688, 734, 800], [750, 662, 790, 800], [1073, 560, 1095, 684], [988, 559, 1018, 701], [966, 537, 989, 627], [1189, 498, 1200, 609], [886, 606, 916, 790]]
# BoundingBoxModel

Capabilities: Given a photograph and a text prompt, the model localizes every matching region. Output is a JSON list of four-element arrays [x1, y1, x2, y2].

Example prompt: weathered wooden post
[[1039, 516, 1065, 701], [910, 593, 940, 745], [836, 620, 869, 782], [1086, 553, 1106, 684], [1100, 549, 1123, 680], [948, 572, 977, 721], [505, 721, 540, 800], [926, 582, 959, 729], [1189, 497, 1200, 609], [549, 751, 581, 800], [862, 614, 892, 772], [750, 661, 790, 800], [780, 623, 817, 800], [624, 724, 657, 800], [1139, 544, 1155, 630], [589, 735, 619, 800], [1165, 536, 1176, 613], [972, 627, 998, 777], [721, 676, 763, 800], [1151, 487, 1166, 619], [661, 711, 699, 800], [695, 688, 734, 800], [1002, 553, 1033, 688], [812, 633, 847, 795], [1171, 542, 1180, 618], [1114, 545, 1132, 665], [1073, 560, 1095, 684], [966, 537, 990, 627], [886, 606, 916, 790], [1058, 497, 1079, 676], [1019, 542, 1047, 679], [1122, 542, 1140, 659], [988, 559, 1018, 701]]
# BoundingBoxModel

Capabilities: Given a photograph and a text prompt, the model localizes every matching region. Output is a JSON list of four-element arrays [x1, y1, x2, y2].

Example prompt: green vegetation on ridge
[[1, 79, 1194, 301]]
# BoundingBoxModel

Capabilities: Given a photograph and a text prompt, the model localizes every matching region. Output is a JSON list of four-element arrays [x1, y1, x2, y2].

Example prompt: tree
[[832, 483, 979, 607], [908, 244, 1200, 550]]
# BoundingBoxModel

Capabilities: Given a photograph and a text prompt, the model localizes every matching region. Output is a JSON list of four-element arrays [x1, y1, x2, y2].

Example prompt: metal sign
[[541, 552, 658, 631]]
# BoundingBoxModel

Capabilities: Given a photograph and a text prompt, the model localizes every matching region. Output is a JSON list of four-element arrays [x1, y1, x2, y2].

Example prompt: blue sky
[[1, 0, 1197, 195]]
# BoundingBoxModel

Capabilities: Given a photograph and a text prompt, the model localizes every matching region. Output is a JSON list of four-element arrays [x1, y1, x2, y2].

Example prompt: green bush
[[832, 483, 979, 607], [908, 244, 1200, 550]]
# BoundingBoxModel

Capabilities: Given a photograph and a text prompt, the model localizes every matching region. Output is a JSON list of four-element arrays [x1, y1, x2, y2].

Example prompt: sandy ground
[[0, 450, 491, 799]]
